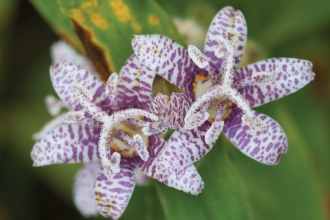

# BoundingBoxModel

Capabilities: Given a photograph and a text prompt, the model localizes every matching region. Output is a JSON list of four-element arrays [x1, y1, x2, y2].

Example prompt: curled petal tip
[[103, 152, 121, 179], [133, 134, 149, 161], [184, 111, 209, 130]]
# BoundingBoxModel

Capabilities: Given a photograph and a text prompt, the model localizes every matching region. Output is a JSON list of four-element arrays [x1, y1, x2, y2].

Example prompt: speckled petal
[[116, 54, 156, 110], [50, 61, 111, 113], [155, 126, 209, 194], [235, 58, 315, 108], [148, 93, 169, 115], [137, 135, 166, 178], [204, 7, 247, 70], [94, 161, 135, 220], [73, 161, 101, 217], [223, 108, 288, 165], [51, 40, 93, 72], [163, 92, 194, 129], [132, 34, 196, 91], [106, 73, 119, 112], [31, 124, 100, 166]]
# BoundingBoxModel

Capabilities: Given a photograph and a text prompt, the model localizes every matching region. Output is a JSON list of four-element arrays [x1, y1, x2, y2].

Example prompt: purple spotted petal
[[155, 126, 210, 194], [50, 61, 112, 113], [73, 162, 101, 217], [94, 161, 135, 219], [235, 58, 315, 108], [31, 124, 100, 166], [116, 54, 156, 110], [204, 6, 247, 71], [163, 92, 194, 129], [159, 164, 204, 195], [223, 108, 288, 165], [136, 135, 166, 178], [148, 93, 169, 115], [51, 40, 93, 72], [132, 34, 196, 91]]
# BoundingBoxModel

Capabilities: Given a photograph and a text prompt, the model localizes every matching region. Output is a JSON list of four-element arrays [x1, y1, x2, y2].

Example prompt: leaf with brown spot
[[57, 0, 186, 80]]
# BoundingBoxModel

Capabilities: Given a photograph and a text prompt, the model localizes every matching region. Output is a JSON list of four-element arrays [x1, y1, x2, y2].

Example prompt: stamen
[[185, 85, 266, 133], [63, 111, 85, 124], [98, 124, 121, 179], [73, 83, 108, 122], [188, 45, 209, 69], [73, 83, 93, 101], [141, 122, 168, 135], [205, 101, 224, 145], [115, 129, 135, 146], [184, 111, 209, 130], [107, 109, 158, 129], [188, 45, 215, 75], [133, 134, 149, 161], [106, 73, 119, 112]]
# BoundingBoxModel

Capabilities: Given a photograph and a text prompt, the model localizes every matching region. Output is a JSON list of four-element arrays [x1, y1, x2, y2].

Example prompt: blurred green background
[[0, 0, 329, 219]]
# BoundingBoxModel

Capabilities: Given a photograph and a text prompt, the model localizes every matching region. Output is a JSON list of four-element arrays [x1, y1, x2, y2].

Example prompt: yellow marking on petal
[[227, 16, 236, 41], [91, 13, 108, 29], [70, 8, 85, 21], [149, 14, 159, 25], [134, 66, 142, 87], [95, 190, 102, 204], [109, 0, 131, 22], [132, 21, 141, 32], [192, 74, 211, 94]]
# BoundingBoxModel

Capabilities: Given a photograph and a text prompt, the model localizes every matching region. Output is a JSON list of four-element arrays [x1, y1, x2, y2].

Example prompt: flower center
[[185, 36, 273, 145], [109, 123, 149, 158]]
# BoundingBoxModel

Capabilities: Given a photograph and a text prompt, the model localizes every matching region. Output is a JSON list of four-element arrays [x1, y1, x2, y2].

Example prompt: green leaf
[[29, 0, 83, 52], [154, 140, 253, 220], [56, 0, 185, 81], [228, 97, 327, 220], [257, 0, 330, 50]]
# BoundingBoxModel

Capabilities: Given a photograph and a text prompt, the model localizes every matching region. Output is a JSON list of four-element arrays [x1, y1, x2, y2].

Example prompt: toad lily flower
[[132, 6, 315, 171], [31, 40, 202, 218], [31, 60, 166, 219]]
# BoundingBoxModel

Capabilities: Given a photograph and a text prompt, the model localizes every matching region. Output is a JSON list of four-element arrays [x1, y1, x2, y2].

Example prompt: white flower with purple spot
[[31, 41, 202, 219], [132, 6, 315, 193]]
